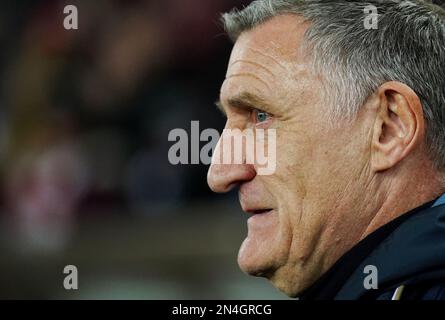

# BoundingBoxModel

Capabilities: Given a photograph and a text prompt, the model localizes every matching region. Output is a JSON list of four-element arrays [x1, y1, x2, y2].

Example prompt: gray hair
[[222, 0, 445, 179]]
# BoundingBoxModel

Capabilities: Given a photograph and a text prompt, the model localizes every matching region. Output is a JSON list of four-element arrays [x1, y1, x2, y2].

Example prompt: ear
[[371, 81, 425, 172]]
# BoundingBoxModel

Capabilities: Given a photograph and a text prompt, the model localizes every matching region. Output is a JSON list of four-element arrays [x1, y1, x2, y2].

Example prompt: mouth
[[249, 209, 274, 215], [243, 207, 275, 216], [244, 208, 276, 228]]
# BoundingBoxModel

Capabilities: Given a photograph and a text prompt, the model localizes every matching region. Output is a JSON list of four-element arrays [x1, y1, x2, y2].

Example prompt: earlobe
[[371, 82, 425, 172]]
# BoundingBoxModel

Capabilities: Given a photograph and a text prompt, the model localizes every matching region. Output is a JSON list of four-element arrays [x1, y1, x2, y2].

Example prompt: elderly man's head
[[207, 0, 445, 297]]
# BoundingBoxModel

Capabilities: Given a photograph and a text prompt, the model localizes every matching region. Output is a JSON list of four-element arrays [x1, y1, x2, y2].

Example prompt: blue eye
[[255, 110, 269, 123]]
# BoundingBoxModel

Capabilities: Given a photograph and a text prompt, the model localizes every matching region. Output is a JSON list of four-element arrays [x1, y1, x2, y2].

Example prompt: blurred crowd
[[0, 0, 248, 252]]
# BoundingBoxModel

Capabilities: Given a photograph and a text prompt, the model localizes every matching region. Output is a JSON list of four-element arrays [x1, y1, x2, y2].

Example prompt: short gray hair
[[223, 0, 445, 177]]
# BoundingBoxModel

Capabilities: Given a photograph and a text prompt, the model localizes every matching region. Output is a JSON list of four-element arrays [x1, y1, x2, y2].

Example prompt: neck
[[360, 167, 443, 240]]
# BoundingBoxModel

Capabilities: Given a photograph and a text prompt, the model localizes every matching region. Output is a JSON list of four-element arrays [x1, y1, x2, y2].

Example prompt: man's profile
[[207, 0, 445, 300]]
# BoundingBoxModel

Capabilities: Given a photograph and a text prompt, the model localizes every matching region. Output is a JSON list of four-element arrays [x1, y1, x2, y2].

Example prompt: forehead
[[221, 15, 312, 107], [234, 14, 310, 61]]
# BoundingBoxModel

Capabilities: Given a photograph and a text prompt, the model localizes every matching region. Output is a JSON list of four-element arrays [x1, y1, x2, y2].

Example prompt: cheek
[[275, 126, 346, 194], [270, 133, 311, 202], [262, 163, 307, 239], [276, 126, 314, 169], [266, 130, 322, 232]]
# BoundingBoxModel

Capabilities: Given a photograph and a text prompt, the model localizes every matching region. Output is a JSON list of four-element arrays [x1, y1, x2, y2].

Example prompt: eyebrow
[[215, 91, 271, 116]]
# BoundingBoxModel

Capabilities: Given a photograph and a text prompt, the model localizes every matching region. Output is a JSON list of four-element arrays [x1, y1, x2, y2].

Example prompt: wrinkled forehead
[[229, 14, 310, 68], [221, 15, 314, 106]]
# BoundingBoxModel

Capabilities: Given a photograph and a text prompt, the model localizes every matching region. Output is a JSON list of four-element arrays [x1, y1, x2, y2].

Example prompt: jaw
[[267, 254, 327, 298]]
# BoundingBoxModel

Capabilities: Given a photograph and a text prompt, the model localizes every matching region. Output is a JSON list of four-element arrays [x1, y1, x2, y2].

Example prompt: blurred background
[[0, 0, 287, 299]]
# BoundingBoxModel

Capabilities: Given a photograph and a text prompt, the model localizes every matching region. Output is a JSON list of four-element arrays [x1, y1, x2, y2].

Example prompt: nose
[[207, 136, 257, 193], [207, 162, 256, 193]]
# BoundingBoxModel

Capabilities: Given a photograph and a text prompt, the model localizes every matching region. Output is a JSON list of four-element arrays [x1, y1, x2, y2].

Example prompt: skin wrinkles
[[225, 73, 272, 93], [244, 46, 288, 72], [208, 14, 444, 297], [230, 59, 276, 79], [222, 16, 336, 286]]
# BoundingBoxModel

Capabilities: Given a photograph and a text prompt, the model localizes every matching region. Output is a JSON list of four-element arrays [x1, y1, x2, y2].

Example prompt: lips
[[241, 205, 274, 216], [248, 209, 273, 215], [240, 197, 274, 216], [245, 208, 276, 228]]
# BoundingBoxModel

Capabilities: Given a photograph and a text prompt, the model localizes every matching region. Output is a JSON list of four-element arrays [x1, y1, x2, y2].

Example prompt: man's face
[[208, 15, 373, 296]]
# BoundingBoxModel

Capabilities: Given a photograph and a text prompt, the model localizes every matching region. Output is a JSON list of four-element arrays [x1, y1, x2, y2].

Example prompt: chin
[[237, 211, 287, 274], [237, 238, 279, 278], [237, 239, 314, 298], [237, 250, 305, 297]]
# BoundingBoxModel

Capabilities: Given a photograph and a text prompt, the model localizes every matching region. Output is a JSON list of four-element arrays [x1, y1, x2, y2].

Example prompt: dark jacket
[[299, 198, 445, 300]]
